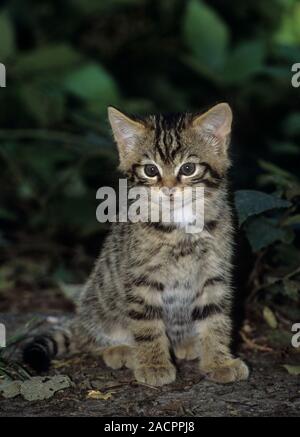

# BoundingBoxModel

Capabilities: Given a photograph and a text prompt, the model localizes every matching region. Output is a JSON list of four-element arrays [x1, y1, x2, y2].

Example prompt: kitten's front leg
[[195, 309, 249, 383], [191, 274, 249, 383], [129, 314, 176, 387], [200, 316, 249, 383]]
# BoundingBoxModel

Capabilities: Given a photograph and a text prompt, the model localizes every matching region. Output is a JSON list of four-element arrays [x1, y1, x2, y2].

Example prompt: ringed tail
[[23, 328, 72, 372]]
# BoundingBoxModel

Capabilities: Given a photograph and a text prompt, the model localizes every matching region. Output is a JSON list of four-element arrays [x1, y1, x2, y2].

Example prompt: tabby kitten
[[23, 103, 249, 386]]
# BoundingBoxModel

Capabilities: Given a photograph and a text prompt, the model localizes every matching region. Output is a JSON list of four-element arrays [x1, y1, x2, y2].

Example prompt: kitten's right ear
[[108, 107, 145, 167]]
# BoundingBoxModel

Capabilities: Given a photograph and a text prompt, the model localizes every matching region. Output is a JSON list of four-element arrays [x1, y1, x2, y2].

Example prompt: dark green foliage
[[236, 162, 300, 309], [0, 0, 299, 315]]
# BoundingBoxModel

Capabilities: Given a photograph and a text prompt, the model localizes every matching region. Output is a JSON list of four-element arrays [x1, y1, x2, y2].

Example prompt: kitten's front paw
[[174, 337, 200, 360], [102, 345, 134, 369], [201, 358, 249, 384], [134, 364, 176, 387]]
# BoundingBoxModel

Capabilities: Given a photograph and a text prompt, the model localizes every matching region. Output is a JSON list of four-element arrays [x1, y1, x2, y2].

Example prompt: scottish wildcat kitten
[[23, 103, 249, 386]]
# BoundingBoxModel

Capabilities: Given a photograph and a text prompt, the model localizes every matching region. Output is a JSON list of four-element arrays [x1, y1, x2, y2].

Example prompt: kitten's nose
[[161, 187, 176, 198]]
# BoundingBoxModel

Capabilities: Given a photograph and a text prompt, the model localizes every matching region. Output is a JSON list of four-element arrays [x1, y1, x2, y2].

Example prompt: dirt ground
[[0, 313, 299, 417]]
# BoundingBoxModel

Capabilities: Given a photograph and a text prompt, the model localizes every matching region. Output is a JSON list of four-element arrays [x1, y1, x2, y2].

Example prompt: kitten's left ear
[[192, 103, 232, 151], [108, 106, 145, 168]]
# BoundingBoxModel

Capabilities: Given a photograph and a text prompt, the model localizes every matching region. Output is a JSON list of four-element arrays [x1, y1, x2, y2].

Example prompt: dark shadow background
[[0, 0, 299, 349]]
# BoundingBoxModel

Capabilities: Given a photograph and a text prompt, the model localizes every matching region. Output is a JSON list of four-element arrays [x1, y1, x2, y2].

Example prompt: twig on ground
[[240, 331, 274, 353], [131, 380, 160, 390]]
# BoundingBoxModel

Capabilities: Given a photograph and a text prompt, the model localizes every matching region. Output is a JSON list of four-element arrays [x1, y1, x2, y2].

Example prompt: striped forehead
[[151, 113, 188, 163]]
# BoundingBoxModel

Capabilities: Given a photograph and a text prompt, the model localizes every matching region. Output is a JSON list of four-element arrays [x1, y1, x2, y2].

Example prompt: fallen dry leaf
[[0, 375, 72, 401], [86, 389, 115, 400]]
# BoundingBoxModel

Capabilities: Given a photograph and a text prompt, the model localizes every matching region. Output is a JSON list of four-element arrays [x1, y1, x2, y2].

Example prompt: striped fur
[[23, 103, 249, 386]]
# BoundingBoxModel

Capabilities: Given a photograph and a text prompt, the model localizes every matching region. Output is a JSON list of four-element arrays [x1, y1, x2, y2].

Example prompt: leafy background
[[0, 0, 300, 353]]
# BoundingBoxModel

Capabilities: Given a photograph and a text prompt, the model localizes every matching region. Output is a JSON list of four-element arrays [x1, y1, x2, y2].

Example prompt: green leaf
[[282, 112, 300, 137], [282, 214, 300, 226], [234, 189, 291, 226], [282, 365, 300, 376], [222, 40, 265, 85], [272, 243, 300, 271], [182, 0, 229, 71], [18, 83, 65, 126], [283, 279, 299, 301], [52, 265, 76, 283], [263, 306, 278, 329], [268, 141, 300, 156], [63, 63, 120, 107], [259, 160, 296, 180], [57, 282, 82, 303], [0, 266, 15, 290], [14, 44, 82, 76], [257, 161, 300, 192], [181, 55, 222, 84], [273, 44, 300, 62], [0, 11, 15, 60], [267, 330, 291, 349], [244, 216, 293, 252], [273, 2, 300, 46], [63, 175, 87, 197]]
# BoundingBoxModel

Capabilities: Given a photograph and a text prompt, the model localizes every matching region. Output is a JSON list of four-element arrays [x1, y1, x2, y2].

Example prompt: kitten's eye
[[144, 164, 159, 178], [180, 162, 196, 176]]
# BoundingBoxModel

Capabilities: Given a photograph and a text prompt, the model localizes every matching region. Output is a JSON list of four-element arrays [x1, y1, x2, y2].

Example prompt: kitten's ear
[[108, 106, 145, 165], [192, 103, 232, 151]]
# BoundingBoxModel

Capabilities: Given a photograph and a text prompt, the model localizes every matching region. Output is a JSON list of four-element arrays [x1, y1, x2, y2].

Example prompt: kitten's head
[[108, 103, 232, 190], [108, 103, 232, 227]]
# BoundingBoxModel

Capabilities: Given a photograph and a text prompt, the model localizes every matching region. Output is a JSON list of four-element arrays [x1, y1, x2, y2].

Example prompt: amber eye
[[144, 164, 159, 177], [180, 162, 196, 176]]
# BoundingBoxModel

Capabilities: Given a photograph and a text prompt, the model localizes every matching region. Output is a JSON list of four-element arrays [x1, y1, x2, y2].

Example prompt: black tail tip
[[23, 344, 51, 372]]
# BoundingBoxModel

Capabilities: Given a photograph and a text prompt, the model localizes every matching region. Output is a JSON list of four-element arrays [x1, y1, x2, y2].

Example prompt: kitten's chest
[[162, 233, 208, 279], [163, 248, 203, 285]]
